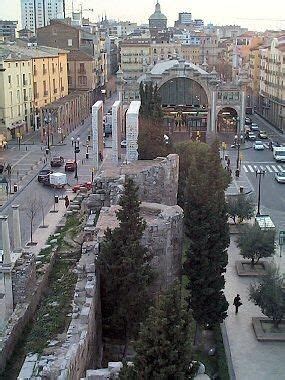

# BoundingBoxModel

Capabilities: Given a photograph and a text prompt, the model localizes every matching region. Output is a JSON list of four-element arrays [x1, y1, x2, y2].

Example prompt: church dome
[[149, 2, 167, 21]]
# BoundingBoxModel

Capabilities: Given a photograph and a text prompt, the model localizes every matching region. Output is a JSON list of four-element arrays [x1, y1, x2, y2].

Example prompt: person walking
[[233, 294, 242, 314], [64, 195, 70, 209]]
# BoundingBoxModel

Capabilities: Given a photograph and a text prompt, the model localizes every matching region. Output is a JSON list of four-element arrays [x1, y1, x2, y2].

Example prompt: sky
[[1, 0, 285, 31]]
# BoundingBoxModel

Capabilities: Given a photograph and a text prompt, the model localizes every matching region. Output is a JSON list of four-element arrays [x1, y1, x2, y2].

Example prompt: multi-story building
[[0, 44, 68, 143], [150, 42, 181, 65], [248, 46, 261, 107], [20, 0, 65, 34], [181, 45, 201, 65], [0, 47, 33, 144], [0, 20, 18, 41], [258, 36, 285, 132], [67, 50, 98, 92]]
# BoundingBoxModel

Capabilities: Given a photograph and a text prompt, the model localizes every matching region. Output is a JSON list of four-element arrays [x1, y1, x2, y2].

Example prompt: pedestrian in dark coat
[[233, 294, 242, 314], [64, 195, 70, 209]]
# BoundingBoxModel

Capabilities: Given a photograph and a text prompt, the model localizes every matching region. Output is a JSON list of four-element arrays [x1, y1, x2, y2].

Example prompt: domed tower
[[149, 1, 167, 33]]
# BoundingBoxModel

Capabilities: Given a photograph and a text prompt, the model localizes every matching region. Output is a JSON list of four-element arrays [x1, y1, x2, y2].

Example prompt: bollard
[[25, 146, 28, 151], [13, 184, 18, 193]]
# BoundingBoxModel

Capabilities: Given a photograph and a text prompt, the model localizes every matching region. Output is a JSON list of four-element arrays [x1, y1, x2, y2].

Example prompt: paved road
[[0, 93, 118, 249]]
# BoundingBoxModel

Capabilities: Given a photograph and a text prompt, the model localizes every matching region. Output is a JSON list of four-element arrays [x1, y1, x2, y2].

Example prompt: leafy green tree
[[183, 141, 230, 327], [237, 223, 275, 266], [97, 177, 154, 356], [249, 265, 285, 329], [120, 283, 195, 379], [138, 82, 170, 160], [227, 194, 255, 224]]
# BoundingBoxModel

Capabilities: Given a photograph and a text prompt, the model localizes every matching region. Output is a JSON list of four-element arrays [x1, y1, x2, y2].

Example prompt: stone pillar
[[112, 100, 122, 164], [210, 90, 217, 133], [126, 101, 141, 163], [92, 100, 104, 170], [12, 205, 22, 252], [0, 215, 11, 265]]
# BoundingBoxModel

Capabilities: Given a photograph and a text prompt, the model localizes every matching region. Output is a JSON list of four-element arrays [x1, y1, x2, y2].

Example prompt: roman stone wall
[[12, 252, 36, 306]]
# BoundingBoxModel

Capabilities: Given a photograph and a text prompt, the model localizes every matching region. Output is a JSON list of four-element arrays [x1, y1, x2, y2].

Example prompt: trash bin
[[240, 186, 244, 193], [45, 148, 49, 155], [235, 169, 240, 178], [54, 195, 59, 204], [13, 184, 18, 193]]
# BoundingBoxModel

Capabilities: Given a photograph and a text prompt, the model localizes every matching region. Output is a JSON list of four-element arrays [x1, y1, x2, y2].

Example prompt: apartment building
[[0, 20, 18, 42], [0, 47, 33, 144], [21, 0, 65, 33], [67, 50, 98, 92], [258, 36, 285, 132]]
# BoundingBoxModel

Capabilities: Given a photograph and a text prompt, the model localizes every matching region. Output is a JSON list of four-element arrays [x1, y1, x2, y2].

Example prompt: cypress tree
[[183, 141, 230, 327], [97, 177, 154, 355]]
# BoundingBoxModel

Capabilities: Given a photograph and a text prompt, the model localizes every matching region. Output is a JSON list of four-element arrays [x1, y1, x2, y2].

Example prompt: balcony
[[43, 69, 47, 75], [23, 80, 28, 86], [24, 96, 28, 101], [61, 86, 64, 92], [35, 92, 39, 99], [54, 88, 58, 94], [44, 90, 48, 96]]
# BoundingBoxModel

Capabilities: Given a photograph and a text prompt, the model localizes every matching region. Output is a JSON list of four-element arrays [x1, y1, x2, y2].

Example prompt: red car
[[65, 160, 76, 172], [72, 182, 92, 192]]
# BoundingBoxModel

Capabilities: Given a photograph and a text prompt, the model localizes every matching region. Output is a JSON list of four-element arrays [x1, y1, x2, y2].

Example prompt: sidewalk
[[224, 237, 285, 380]]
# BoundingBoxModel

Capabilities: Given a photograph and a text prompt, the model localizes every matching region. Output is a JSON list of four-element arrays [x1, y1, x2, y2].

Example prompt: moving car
[[121, 140, 127, 148], [51, 156, 64, 167], [258, 131, 268, 139], [246, 131, 257, 141], [250, 123, 260, 132], [72, 181, 92, 193], [38, 169, 53, 182], [275, 172, 285, 183], [253, 140, 265, 150], [42, 172, 67, 188], [273, 146, 285, 162], [65, 160, 77, 172]]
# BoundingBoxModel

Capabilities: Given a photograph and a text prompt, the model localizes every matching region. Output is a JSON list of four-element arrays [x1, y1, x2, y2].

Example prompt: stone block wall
[[12, 251, 36, 306], [94, 202, 184, 293], [83, 154, 179, 212], [19, 241, 103, 380]]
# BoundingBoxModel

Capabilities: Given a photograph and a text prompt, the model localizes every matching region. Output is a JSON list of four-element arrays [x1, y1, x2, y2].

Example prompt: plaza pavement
[[224, 237, 285, 380]]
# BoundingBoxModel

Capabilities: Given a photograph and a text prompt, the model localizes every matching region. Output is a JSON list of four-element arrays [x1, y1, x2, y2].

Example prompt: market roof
[[150, 59, 208, 75]]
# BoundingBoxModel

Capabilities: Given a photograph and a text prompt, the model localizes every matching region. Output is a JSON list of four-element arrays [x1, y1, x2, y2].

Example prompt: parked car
[[51, 156, 64, 167], [275, 172, 285, 183], [72, 181, 92, 193], [65, 160, 76, 172], [254, 140, 265, 150], [245, 117, 252, 125], [121, 140, 127, 148], [258, 131, 268, 139], [38, 169, 53, 182], [250, 123, 260, 132]]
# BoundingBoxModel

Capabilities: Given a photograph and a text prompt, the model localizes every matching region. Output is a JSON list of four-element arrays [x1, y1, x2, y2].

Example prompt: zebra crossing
[[242, 163, 285, 174]]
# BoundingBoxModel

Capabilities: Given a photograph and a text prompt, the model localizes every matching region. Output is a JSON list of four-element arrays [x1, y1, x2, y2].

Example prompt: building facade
[[0, 50, 33, 144], [258, 36, 285, 132], [21, 0, 65, 33], [0, 20, 18, 41]]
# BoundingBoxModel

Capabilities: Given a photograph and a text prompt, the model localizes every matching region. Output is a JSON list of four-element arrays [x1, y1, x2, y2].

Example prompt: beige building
[[0, 47, 33, 144], [68, 50, 98, 92], [0, 44, 68, 143], [181, 45, 201, 65], [150, 42, 181, 64]]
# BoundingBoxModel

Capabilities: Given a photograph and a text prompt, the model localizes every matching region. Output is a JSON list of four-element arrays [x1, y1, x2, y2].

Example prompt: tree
[[227, 194, 255, 224], [249, 265, 285, 329], [183, 141, 230, 327], [25, 195, 41, 244], [120, 283, 195, 379], [97, 177, 154, 356], [138, 82, 170, 160], [237, 223, 275, 267]]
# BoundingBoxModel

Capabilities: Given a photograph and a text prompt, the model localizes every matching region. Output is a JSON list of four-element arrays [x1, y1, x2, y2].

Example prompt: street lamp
[[256, 169, 265, 216], [72, 137, 80, 180], [86, 143, 89, 159], [16, 131, 22, 151], [44, 113, 51, 150]]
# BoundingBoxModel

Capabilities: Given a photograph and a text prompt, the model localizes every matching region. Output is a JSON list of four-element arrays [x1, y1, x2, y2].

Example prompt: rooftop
[[0, 44, 68, 60]]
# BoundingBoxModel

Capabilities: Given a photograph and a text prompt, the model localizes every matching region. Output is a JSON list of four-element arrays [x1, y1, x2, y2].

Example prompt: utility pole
[[256, 169, 265, 216]]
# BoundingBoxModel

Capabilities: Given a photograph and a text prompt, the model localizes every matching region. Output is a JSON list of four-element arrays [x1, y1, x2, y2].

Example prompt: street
[[230, 113, 285, 230], [0, 93, 118, 248]]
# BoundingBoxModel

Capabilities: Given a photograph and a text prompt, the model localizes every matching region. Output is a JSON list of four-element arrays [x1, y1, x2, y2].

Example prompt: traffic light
[[75, 147, 80, 153]]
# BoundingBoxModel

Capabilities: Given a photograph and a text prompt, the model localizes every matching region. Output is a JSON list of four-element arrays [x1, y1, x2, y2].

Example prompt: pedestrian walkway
[[224, 237, 285, 380], [242, 163, 285, 174]]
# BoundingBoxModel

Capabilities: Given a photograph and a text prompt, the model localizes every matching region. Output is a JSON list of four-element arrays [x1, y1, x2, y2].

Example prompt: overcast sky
[[1, 0, 285, 31]]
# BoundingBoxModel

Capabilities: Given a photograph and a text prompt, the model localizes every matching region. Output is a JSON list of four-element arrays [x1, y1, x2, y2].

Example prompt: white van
[[273, 146, 285, 162]]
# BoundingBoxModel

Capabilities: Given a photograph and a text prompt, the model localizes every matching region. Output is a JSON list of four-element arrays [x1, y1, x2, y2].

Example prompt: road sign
[[279, 231, 285, 246]]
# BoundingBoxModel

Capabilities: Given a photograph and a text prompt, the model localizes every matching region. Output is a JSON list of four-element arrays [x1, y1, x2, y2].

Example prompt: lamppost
[[71, 137, 80, 180], [256, 169, 265, 216], [86, 143, 89, 159], [44, 113, 51, 150], [234, 117, 244, 177], [16, 131, 22, 151]]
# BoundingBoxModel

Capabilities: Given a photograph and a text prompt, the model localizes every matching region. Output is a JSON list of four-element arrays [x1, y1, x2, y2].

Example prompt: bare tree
[[25, 196, 41, 245]]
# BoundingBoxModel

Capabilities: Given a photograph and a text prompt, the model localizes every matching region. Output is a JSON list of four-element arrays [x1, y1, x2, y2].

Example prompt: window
[[10, 91, 12, 105], [68, 39, 73, 47]]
